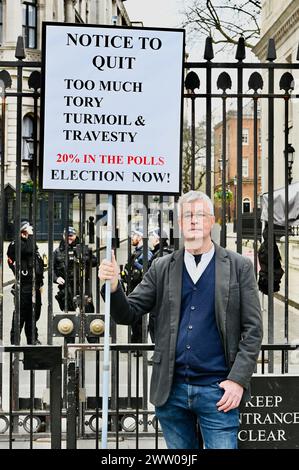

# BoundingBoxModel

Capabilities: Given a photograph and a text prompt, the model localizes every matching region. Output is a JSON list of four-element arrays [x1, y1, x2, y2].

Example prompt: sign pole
[[101, 193, 113, 449]]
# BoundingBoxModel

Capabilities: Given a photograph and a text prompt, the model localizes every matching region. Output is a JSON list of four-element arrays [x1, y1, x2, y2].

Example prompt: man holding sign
[[99, 190, 263, 449]]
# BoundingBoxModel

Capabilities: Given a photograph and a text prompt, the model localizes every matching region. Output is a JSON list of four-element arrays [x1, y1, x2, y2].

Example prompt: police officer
[[53, 226, 96, 313], [148, 228, 173, 345], [121, 229, 153, 345], [150, 228, 173, 261], [7, 220, 44, 345], [87, 216, 95, 244], [257, 225, 284, 295]]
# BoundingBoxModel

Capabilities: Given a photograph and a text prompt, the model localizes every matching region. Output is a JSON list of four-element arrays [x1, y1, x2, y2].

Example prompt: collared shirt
[[184, 244, 215, 284]]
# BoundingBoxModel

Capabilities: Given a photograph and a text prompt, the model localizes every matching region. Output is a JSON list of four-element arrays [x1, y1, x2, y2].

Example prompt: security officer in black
[[148, 228, 173, 343], [7, 221, 44, 345], [258, 225, 284, 295], [53, 226, 96, 313], [150, 228, 173, 261], [121, 229, 153, 344]]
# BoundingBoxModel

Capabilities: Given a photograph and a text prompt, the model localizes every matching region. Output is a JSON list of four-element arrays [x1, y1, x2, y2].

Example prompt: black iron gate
[[184, 36, 299, 371], [0, 35, 298, 448]]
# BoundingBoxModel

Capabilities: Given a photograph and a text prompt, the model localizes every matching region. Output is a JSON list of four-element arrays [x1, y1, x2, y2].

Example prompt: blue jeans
[[155, 382, 239, 449]]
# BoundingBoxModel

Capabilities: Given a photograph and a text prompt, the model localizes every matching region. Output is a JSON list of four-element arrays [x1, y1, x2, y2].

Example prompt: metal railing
[[0, 35, 299, 449], [64, 342, 299, 449], [259, 343, 299, 374], [66, 343, 159, 449], [1, 345, 62, 449], [1, 342, 298, 448]]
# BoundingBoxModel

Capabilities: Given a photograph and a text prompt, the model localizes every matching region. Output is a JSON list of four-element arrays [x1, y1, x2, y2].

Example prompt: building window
[[23, 0, 37, 49], [258, 158, 262, 177], [258, 127, 261, 144], [242, 158, 249, 177], [243, 198, 251, 213], [242, 129, 249, 145], [0, 1, 3, 45], [214, 134, 221, 156], [7, 195, 14, 222], [54, 201, 62, 220], [22, 115, 34, 161]]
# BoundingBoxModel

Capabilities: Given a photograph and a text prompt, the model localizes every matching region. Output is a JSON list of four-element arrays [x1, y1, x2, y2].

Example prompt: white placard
[[41, 23, 184, 194]]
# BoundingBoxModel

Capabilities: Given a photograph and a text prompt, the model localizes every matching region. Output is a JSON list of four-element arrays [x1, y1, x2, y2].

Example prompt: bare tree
[[183, 0, 261, 51], [182, 122, 206, 193]]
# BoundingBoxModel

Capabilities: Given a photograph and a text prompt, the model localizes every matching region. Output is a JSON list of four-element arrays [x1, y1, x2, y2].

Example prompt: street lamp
[[286, 143, 295, 185]]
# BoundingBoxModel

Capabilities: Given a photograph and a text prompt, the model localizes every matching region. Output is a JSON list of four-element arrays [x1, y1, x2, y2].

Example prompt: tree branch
[[183, 0, 261, 52]]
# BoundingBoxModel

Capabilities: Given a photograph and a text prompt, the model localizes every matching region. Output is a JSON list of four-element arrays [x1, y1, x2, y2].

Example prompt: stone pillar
[[65, 0, 75, 22]]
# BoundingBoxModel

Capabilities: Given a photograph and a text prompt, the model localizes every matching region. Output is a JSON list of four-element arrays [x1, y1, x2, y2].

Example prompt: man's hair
[[178, 191, 214, 217]]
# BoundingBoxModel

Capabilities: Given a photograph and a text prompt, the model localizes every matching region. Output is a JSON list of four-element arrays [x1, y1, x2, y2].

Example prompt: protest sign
[[41, 23, 184, 194]]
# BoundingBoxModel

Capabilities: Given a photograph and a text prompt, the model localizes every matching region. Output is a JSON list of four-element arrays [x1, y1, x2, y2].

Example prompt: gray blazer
[[109, 243, 263, 407]]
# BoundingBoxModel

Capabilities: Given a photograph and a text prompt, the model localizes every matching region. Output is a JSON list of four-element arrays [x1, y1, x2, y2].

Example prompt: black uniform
[[258, 226, 284, 295], [53, 237, 96, 312], [121, 245, 153, 343], [7, 236, 44, 344], [87, 217, 95, 244]]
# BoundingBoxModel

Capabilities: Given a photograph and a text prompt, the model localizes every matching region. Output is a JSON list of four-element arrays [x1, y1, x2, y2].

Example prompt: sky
[[124, 0, 206, 61], [124, 1, 257, 123], [124, 1, 257, 62], [125, 0, 186, 29]]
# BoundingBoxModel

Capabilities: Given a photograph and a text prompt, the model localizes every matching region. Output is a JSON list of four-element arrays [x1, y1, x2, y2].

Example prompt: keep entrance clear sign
[[41, 23, 184, 194], [238, 375, 299, 448]]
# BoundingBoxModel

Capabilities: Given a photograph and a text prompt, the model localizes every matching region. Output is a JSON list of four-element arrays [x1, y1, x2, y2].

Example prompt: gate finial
[[15, 36, 26, 60], [235, 36, 246, 61], [267, 38, 276, 62], [204, 37, 214, 61]]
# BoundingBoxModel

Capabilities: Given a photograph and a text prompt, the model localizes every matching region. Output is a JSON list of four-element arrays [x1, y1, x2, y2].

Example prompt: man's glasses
[[182, 212, 212, 220]]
